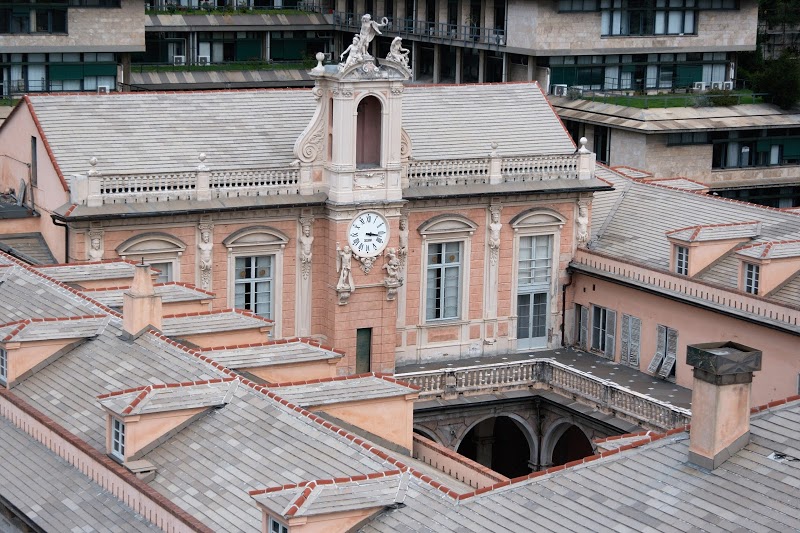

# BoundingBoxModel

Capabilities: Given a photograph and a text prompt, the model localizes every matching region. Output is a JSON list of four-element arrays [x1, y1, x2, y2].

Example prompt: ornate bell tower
[[293, 28, 412, 374]]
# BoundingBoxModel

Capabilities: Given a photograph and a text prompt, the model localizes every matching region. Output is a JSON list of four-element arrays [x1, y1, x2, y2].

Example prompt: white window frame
[[425, 241, 463, 321], [675, 245, 689, 276], [111, 417, 125, 461], [224, 226, 288, 338], [591, 304, 616, 359], [116, 232, 187, 283], [743, 262, 760, 295], [0, 347, 7, 385], [592, 305, 608, 352], [233, 255, 275, 319], [509, 208, 565, 350], [269, 516, 289, 533], [417, 215, 476, 326]]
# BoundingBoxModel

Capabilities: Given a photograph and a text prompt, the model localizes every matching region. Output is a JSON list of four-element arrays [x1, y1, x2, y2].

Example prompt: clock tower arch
[[294, 35, 411, 374]]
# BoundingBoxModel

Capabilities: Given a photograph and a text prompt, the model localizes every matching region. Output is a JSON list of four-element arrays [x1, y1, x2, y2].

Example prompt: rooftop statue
[[357, 14, 388, 57], [386, 37, 410, 69]]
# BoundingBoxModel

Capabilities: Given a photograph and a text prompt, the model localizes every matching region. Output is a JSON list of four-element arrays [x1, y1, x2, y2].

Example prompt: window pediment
[[223, 226, 289, 249], [116, 232, 186, 256], [510, 209, 566, 230], [418, 214, 478, 237]]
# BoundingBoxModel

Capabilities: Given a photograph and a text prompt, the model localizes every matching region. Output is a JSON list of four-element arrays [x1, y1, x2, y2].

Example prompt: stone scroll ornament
[[198, 223, 213, 290]]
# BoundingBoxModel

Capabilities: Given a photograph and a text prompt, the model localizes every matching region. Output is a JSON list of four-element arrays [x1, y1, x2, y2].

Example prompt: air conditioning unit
[[692, 81, 708, 92], [552, 84, 568, 97], [710, 81, 723, 90], [721, 80, 734, 91], [323, 52, 332, 62], [173, 55, 186, 66], [198, 55, 210, 66], [97, 85, 109, 94], [15, 80, 25, 92], [568, 86, 584, 97]]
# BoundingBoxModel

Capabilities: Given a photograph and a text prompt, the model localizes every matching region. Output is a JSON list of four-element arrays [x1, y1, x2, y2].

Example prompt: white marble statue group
[[339, 14, 409, 69]]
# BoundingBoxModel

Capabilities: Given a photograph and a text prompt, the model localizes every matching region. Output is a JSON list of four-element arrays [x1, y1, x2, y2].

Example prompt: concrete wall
[[0, 0, 145, 53], [570, 272, 800, 406], [609, 129, 646, 171], [506, 0, 758, 55], [644, 135, 711, 179]]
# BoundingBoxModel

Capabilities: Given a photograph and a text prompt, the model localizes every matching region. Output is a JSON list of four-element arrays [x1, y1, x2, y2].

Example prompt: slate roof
[[666, 221, 762, 243], [38, 260, 140, 283], [0, 315, 109, 342], [200, 339, 343, 369], [82, 282, 214, 308], [552, 97, 800, 133], [0, 232, 56, 264], [25, 83, 574, 178], [737, 240, 800, 260], [589, 168, 800, 299], [646, 177, 708, 191], [361, 399, 800, 532], [97, 378, 238, 416], [269, 374, 419, 407], [251, 471, 410, 519], [161, 309, 273, 336], [0, 416, 160, 533]]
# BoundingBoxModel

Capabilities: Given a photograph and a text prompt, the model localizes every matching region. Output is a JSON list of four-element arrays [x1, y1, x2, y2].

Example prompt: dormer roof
[[666, 221, 761, 243], [161, 309, 273, 337], [269, 374, 419, 407], [0, 315, 109, 343], [199, 338, 343, 369], [250, 470, 409, 519], [97, 378, 238, 417], [82, 283, 214, 308], [736, 240, 800, 260], [37, 260, 142, 284]]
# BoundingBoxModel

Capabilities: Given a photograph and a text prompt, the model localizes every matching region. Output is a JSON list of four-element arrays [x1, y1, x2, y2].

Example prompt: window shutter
[[629, 316, 641, 368], [648, 324, 667, 374], [579, 306, 589, 350], [604, 310, 616, 360], [620, 314, 630, 365], [658, 328, 678, 378]]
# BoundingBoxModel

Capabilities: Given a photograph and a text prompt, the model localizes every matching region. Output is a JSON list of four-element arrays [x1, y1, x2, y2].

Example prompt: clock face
[[347, 211, 389, 258]]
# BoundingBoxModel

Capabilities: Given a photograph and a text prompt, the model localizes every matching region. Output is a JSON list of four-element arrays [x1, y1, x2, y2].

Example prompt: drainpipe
[[560, 274, 573, 347], [51, 216, 69, 263]]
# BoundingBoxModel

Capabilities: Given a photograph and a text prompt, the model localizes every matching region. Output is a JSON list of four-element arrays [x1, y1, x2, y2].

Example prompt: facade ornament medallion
[[488, 204, 502, 266], [382, 247, 403, 300], [358, 255, 377, 274], [198, 221, 214, 290], [336, 242, 355, 305], [299, 216, 314, 280], [87, 228, 104, 261], [576, 201, 590, 244]]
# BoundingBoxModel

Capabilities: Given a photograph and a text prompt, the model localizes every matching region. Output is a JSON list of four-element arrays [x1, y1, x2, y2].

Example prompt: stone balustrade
[[572, 249, 800, 333], [396, 358, 691, 431]]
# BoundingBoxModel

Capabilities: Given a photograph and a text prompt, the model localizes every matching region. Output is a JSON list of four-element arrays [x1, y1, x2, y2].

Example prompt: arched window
[[116, 232, 187, 283], [356, 95, 382, 167]]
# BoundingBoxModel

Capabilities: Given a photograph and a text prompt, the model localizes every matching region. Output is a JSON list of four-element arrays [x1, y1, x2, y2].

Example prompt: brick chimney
[[122, 263, 162, 336], [686, 341, 762, 470]]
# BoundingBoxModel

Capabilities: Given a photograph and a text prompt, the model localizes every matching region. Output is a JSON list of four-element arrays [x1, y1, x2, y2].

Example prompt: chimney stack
[[122, 263, 162, 336], [686, 341, 762, 470]]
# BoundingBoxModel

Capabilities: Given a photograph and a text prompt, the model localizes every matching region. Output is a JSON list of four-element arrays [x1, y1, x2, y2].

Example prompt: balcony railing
[[396, 358, 691, 431], [333, 12, 506, 46], [145, 1, 327, 14], [572, 248, 800, 332], [406, 152, 590, 187]]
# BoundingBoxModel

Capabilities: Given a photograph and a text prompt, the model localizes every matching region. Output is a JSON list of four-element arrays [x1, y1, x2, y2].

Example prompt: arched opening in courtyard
[[456, 416, 533, 479], [550, 424, 594, 466]]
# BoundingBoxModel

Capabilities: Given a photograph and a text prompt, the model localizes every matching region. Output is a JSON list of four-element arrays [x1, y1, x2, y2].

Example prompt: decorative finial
[[197, 152, 208, 172], [489, 141, 499, 158], [578, 137, 591, 154], [88, 157, 98, 176], [312, 52, 326, 74], [198, 153, 206, 163]]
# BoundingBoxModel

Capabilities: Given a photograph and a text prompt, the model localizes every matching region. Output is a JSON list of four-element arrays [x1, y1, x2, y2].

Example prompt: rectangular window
[[235, 255, 274, 319], [111, 418, 125, 460], [647, 324, 678, 378], [149, 262, 173, 284], [675, 246, 688, 276], [426, 242, 461, 321], [518, 235, 552, 287], [0, 347, 7, 385], [591, 305, 616, 358], [744, 262, 759, 295], [269, 517, 288, 533]]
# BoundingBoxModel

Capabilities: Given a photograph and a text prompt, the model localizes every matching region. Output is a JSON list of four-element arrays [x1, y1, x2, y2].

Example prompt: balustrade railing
[[98, 172, 197, 203], [407, 158, 489, 186], [210, 168, 299, 198], [501, 155, 578, 182], [397, 358, 691, 430], [572, 249, 800, 331]]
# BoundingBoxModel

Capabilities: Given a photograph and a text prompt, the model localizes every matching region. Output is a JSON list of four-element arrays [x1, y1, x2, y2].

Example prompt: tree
[[753, 53, 800, 109]]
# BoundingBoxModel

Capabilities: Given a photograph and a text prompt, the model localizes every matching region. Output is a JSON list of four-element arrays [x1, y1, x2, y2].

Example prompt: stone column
[[455, 47, 462, 84], [686, 341, 762, 470], [433, 44, 441, 83], [412, 41, 420, 80], [297, 215, 315, 336], [478, 49, 485, 82], [528, 56, 535, 81], [502, 52, 508, 82]]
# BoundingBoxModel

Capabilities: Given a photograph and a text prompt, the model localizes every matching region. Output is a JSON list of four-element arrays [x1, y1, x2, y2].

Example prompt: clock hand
[[365, 232, 379, 237]]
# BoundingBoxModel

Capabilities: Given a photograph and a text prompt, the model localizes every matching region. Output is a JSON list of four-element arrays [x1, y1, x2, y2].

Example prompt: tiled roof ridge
[[199, 336, 345, 355], [578, 247, 800, 313], [0, 388, 215, 533], [80, 281, 216, 297], [27, 87, 314, 98], [647, 176, 708, 187], [21, 95, 68, 192], [750, 394, 800, 414], [611, 165, 654, 178], [267, 372, 420, 391], [0, 253, 119, 317], [736, 238, 800, 257], [162, 308, 275, 323], [0, 314, 109, 342], [97, 377, 237, 415], [666, 220, 761, 240], [37, 258, 141, 268]]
